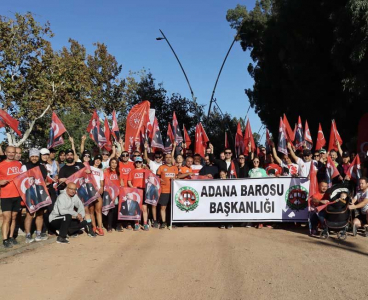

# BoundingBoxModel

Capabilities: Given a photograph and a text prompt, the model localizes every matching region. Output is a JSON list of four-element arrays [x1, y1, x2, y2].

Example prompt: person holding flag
[[287, 143, 316, 177], [309, 181, 330, 236], [143, 141, 163, 174]]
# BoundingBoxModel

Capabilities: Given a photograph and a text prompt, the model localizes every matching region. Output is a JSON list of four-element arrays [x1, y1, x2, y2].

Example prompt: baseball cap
[[40, 148, 50, 155], [342, 151, 350, 158], [65, 149, 74, 155], [134, 156, 143, 162], [303, 149, 312, 156], [94, 154, 103, 160], [29, 148, 40, 157], [319, 148, 327, 154]]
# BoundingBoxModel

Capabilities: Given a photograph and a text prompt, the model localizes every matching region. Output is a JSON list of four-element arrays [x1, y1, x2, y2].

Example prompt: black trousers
[[50, 214, 87, 238]]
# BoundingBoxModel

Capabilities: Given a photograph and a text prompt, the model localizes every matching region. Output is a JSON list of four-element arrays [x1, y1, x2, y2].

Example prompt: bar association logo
[[175, 186, 199, 212]]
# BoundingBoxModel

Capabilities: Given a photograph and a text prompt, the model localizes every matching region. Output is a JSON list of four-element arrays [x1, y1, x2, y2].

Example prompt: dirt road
[[0, 226, 367, 300]]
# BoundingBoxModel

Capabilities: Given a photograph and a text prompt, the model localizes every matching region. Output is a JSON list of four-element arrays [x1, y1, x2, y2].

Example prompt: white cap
[[40, 148, 50, 155]]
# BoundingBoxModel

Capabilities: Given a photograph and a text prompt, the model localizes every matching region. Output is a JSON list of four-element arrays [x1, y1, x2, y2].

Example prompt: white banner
[[172, 177, 310, 222]]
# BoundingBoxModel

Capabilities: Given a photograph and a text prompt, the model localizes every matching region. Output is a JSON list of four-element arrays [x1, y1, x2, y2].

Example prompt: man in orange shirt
[[157, 153, 178, 229], [310, 180, 330, 236], [0, 146, 22, 248], [178, 156, 194, 179]]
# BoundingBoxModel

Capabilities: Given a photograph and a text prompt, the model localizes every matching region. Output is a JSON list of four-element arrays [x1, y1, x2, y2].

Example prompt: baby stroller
[[320, 183, 352, 240]]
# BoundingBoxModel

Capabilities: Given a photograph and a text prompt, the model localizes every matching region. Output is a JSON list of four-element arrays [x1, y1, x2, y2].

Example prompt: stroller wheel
[[352, 224, 357, 237], [337, 231, 347, 240], [320, 230, 329, 239]]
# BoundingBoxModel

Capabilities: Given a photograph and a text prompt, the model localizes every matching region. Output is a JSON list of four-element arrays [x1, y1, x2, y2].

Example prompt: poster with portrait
[[144, 171, 161, 206], [102, 176, 119, 213], [14, 167, 52, 213], [65, 168, 99, 206], [118, 187, 143, 220]]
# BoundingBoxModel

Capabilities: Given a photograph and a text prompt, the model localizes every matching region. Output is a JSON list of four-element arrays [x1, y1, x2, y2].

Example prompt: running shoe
[[246, 222, 252, 228], [226, 225, 234, 229], [8, 237, 18, 245], [134, 224, 140, 231], [96, 228, 104, 236], [35, 235, 42, 242], [126, 225, 133, 230], [160, 223, 167, 230], [152, 220, 159, 229], [69, 233, 79, 238], [3, 239, 13, 248], [56, 236, 70, 244], [220, 225, 225, 229], [86, 223, 97, 238], [116, 225, 124, 232], [143, 224, 149, 231], [40, 233, 49, 240], [26, 236, 35, 243]]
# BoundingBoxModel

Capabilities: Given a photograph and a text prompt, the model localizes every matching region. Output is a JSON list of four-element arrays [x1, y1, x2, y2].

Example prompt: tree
[[227, 1, 368, 150]]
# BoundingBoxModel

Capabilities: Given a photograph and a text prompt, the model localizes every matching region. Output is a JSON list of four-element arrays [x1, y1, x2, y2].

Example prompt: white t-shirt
[[149, 160, 162, 174], [191, 164, 203, 175], [281, 162, 299, 176], [101, 159, 110, 170], [354, 190, 368, 214], [296, 158, 317, 177], [91, 166, 104, 189]]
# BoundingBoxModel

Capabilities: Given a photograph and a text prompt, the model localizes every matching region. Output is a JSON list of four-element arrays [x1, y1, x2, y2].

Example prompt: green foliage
[[227, 0, 368, 150]]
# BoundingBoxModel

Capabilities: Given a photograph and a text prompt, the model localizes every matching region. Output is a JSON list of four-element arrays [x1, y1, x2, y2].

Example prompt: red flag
[[229, 161, 237, 178], [235, 123, 244, 156], [243, 120, 255, 156], [225, 131, 230, 149], [303, 120, 313, 150], [111, 110, 120, 141], [164, 123, 175, 153], [357, 113, 368, 154], [87, 110, 107, 148], [14, 167, 52, 214], [283, 114, 295, 142], [315, 123, 326, 151], [125, 101, 150, 153], [172, 112, 183, 144], [278, 117, 288, 155], [295, 116, 304, 149], [65, 167, 99, 206], [328, 120, 343, 152], [195, 123, 209, 157], [326, 156, 340, 187], [0, 109, 22, 136], [150, 117, 164, 151], [308, 160, 318, 211], [103, 118, 112, 151], [346, 154, 361, 182], [265, 128, 272, 152], [118, 187, 143, 221], [183, 125, 191, 149]]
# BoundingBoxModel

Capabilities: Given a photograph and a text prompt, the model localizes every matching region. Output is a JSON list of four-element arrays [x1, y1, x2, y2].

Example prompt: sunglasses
[[84, 154, 91, 157], [121, 154, 129, 157], [135, 161, 143, 164], [239, 157, 245, 160], [314, 155, 320, 157], [225, 152, 232, 154], [133, 155, 140, 157], [155, 156, 162, 159], [102, 153, 109, 156]]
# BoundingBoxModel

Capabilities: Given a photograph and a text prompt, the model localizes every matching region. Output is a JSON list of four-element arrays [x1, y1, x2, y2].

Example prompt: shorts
[[355, 213, 368, 225], [158, 193, 171, 206], [1, 197, 22, 212]]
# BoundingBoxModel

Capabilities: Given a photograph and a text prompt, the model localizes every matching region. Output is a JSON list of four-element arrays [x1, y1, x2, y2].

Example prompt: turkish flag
[[295, 116, 304, 149], [225, 131, 230, 149], [229, 161, 237, 178], [111, 110, 120, 141], [164, 123, 175, 153], [304, 120, 313, 150], [278, 117, 288, 155], [243, 119, 255, 156], [125, 101, 150, 153], [172, 112, 183, 144], [150, 117, 164, 152], [326, 156, 340, 187], [47, 112, 66, 149], [0, 109, 22, 136], [328, 120, 343, 152], [235, 122, 244, 156], [346, 154, 361, 182], [315, 123, 326, 151], [87, 110, 107, 148], [283, 114, 295, 143], [308, 162, 318, 211], [183, 125, 191, 149], [195, 123, 209, 157], [357, 113, 368, 154]]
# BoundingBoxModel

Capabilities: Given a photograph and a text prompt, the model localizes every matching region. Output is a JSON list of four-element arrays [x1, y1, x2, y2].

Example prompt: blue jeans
[[310, 210, 326, 230]]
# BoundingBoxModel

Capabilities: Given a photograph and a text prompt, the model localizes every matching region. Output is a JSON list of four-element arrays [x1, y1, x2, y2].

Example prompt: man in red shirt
[[119, 151, 135, 187], [0, 146, 22, 248], [157, 153, 178, 229], [310, 181, 330, 236]]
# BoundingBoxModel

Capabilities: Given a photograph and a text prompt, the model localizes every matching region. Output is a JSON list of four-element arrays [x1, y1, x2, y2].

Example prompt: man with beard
[[20, 148, 49, 243], [199, 155, 219, 178], [58, 149, 96, 237]]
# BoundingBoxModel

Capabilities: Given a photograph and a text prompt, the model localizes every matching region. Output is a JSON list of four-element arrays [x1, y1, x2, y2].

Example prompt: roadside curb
[[0, 236, 56, 261]]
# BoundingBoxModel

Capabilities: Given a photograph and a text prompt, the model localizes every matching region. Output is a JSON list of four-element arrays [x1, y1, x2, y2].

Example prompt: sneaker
[[35, 235, 42, 242], [116, 225, 124, 232], [26, 236, 35, 244], [69, 233, 78, 238], [256, 224, 263, 229], [246, 222, 252, 228], [220, 225, 225, 229], [160, 223, 167, 230], [96, 228, 104, 236], [143, 224, 149, 231], [310, 229, 317, 236], [56, 236, 70, 244], [226, 225, 234, 229], [86, 223, 97, 238], [168, 225, 172, 230], [3, 239, 13, 249], [8, 237, 18, 245], [134, 224, 140, 231], [55, 230, 60, 236], [365, 226, 368, 238], [40, 233, 48, 241], [152, 220, 159, 229], [126, 225, 133, 230]]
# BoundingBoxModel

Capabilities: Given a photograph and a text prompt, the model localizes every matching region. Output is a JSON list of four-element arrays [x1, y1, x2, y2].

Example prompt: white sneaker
[[26, 236, 35, 243]]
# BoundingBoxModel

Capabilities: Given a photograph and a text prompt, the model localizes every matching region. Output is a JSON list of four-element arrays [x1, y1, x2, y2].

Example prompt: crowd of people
[[0, 133, 367, 248]]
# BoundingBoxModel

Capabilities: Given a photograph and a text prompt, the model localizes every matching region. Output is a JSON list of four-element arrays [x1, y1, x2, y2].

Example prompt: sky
[[1, 0, 265, 143]]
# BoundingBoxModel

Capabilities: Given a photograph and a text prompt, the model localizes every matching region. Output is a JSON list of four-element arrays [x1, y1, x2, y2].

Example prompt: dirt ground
[[0, 226, 367, 300]]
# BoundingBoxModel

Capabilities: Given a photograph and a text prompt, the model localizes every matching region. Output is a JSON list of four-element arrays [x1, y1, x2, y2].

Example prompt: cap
[[94, 154, 103, 161], [82, 150, 91, 157], [134, 156, 143, 162], [319, 148, 327, 154], [303, 149, 312, 156], [342, 151, 350, 158], [40, 148, 50, 155], [29, 148, 40, 157], [102, 150, 110, 155], [65, 149, 74, 155], [49, 148, 57, 153]]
